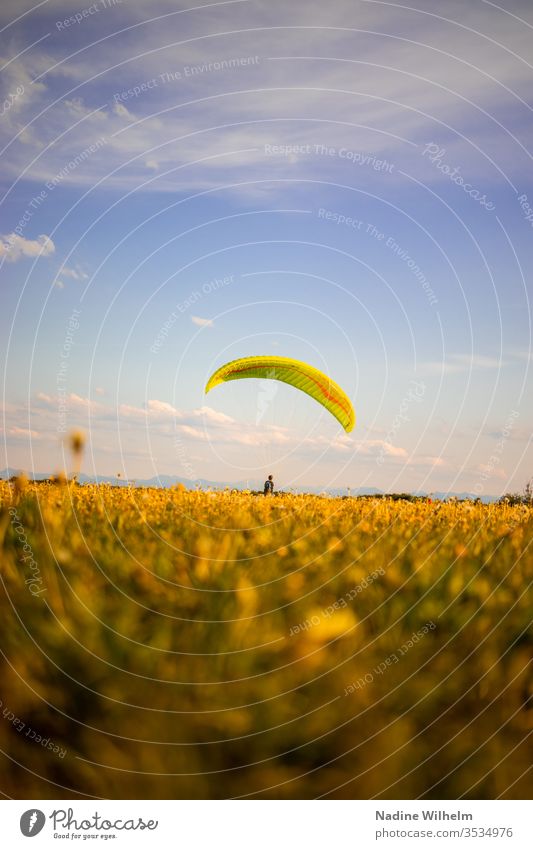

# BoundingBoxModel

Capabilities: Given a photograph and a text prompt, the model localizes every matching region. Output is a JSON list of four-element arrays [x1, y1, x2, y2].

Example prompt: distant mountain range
[[0, 468, 501, 502]]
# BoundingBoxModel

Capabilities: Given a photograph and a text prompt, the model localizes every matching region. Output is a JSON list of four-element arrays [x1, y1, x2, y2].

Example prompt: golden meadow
[[0, 479, 531, 799]]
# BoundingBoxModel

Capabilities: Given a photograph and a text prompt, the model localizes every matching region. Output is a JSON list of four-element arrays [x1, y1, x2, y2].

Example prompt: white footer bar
[[1, 799, 530, 848]]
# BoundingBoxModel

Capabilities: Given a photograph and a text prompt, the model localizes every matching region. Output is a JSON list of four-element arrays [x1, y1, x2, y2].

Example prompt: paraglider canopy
[[205, 355, 355, 433]]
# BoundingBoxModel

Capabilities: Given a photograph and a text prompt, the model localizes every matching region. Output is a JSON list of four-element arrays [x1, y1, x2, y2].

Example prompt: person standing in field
[[264, 475, 274, 495]]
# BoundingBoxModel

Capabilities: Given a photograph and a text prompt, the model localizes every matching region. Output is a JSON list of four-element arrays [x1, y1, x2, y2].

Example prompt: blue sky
[[1, 0, 532, 493]]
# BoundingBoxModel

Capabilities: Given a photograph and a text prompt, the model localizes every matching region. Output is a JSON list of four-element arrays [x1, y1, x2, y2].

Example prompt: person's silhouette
[[264, 474, 274, 495]]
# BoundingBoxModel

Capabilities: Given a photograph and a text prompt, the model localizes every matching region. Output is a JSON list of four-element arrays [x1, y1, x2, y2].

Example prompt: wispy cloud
[[1, 0, 531, 194], [477, 463, 508, 481], [302, 433, 408, 457], [117, 400, 235, 425], [0, 233, 55, 262], [6, 426, 41, 439], [419, 353, 504, 375], [408, 455, 446, 468], [507, 349, 533, 363], [14, 394, 413, 457], [36, 391, 103, 413], [191, 315, 214, 327], [57, 264, 88, 281]]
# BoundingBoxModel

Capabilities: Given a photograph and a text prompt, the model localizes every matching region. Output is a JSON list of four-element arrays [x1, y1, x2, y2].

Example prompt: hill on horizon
[[0, 468, 500, 502]]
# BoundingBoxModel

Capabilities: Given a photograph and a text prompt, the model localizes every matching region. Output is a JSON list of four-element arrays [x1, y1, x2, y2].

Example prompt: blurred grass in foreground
[[0, 481, 531, 799]]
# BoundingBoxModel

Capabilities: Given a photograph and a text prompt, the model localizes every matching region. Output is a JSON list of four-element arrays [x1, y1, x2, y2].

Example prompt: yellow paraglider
[[205, 355, 355, 432]]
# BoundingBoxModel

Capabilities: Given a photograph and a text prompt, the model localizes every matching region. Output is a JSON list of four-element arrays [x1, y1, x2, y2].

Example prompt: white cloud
[[118, 403, 146, 419], [57, 264, 89, 281], [55, 262, 89, 289], [36, 392, 53, 404], [146, 399, 178, 417], [301, 433, 408, 457], [69, 393, 99, 411], [477, 464, 508, 480], [64, 97, 106, 121], [2, 0, 531, 195], [176, 424, 209, 441], [125, 412, 410, 453], [113, 398, 291, 445], [0, 233, 55, 262], [116, 400, 236, 425], [7, 426, 41, 439], [191, 316, 214, 327], [36, 392, 102, 413], [420, 354, 504, 375], [408, 455, 446, 467], [485, 424, 531, 442], [223, 428, 292, 447], [370, 441, 407, 458], [113, 102, 135, 120], [194, 406, 235, 425], [508, 349, 533, 363]]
